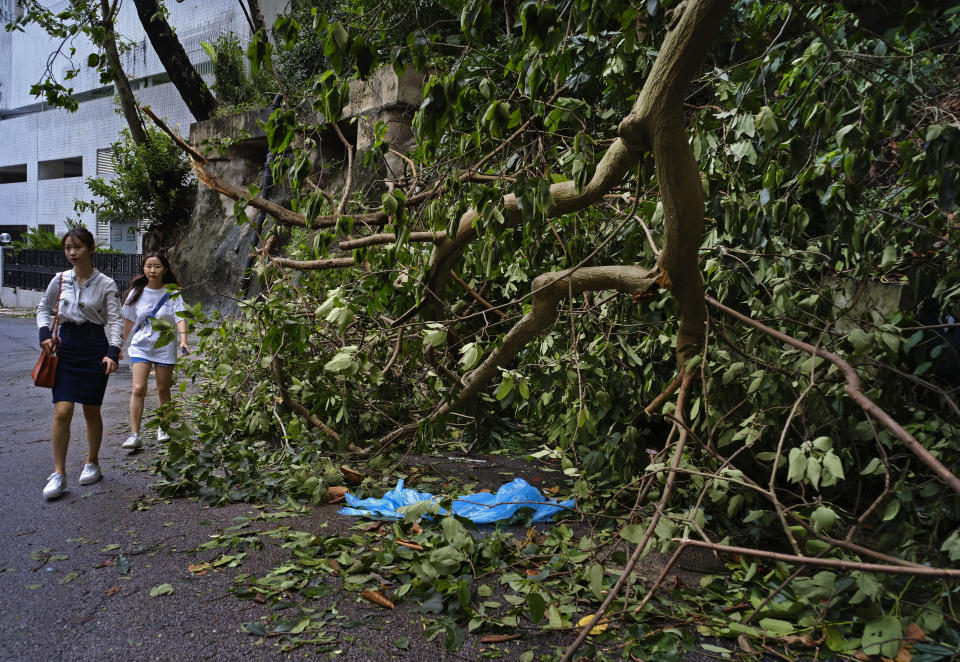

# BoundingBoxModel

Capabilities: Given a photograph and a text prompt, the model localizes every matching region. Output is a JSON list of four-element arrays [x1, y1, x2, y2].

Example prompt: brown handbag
[[32, 273, 62, 388]]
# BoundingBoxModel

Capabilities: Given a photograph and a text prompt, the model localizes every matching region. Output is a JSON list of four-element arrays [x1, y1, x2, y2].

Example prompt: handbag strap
[[50, 273, 62, 353], [137, 291, 171, 331]]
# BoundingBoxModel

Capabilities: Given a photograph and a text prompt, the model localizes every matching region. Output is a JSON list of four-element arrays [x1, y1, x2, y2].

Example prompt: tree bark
[[131, 0, 218, 121], [247, 0, 266, 34], [98, 0, 146, 144]]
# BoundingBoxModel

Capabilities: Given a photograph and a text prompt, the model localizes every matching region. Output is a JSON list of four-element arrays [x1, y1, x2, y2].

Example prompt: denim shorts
[[130, 357, 175, 368]]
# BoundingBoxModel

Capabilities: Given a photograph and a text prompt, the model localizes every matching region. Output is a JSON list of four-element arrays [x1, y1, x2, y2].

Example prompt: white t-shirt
[[122, 287, 186, 364]]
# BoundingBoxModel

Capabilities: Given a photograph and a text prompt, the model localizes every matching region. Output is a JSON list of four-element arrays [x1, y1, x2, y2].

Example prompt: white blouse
[[36, 269, 124, 349]]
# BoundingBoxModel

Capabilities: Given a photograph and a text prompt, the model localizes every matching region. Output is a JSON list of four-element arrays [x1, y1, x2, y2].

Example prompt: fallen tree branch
[[339, 231, 444, 250], [271, 356, 340, 441], [675, 538, 960, 577], [706, 295, 960, 495], [268, 256, 356, 271]]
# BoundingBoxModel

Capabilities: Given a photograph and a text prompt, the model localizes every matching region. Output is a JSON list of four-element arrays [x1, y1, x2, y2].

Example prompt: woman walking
[[36, 227, 122, 500], [119, 253, 189, 450]]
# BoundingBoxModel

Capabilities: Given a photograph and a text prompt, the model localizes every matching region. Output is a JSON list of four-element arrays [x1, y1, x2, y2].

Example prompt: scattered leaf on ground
[[328, 486, 349, 503], [395, 539, 425, 551], [59, 572, 79, 584], [340, 466, 363, 484], [361, 589, 394, 609], [904, 623, 925, 642], [576, 614, 609, 635], [149, 583, 174, 597], [106, 585, 121, 597]]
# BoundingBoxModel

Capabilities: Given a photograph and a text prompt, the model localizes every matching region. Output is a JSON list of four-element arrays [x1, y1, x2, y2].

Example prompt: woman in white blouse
[[36, 227, 123, 500]]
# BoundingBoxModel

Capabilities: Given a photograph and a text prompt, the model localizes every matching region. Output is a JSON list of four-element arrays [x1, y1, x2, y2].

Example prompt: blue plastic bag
[[339, 478, 574, 523]]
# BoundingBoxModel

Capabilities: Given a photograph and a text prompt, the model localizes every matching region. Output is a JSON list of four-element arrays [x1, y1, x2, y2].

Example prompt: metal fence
[[1, 248, 142, 295]]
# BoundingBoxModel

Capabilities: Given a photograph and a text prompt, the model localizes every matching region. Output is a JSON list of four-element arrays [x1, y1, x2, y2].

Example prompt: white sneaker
[[157, 428, 170, 442], [121, 433, 141, 450], [78, 463, 102, 485], [43, 472, 66, 500]]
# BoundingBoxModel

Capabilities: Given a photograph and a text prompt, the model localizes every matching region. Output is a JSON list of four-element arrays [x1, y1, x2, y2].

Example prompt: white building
[[0, 0, 270, 252]]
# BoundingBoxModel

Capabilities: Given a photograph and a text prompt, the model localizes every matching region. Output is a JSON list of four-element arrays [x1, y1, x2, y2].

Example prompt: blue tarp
[[339, 478, 574, 524]]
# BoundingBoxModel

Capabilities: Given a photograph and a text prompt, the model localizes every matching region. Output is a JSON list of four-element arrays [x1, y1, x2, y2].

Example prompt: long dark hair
[[61, 226, 96, 251], [124, 252, 181, 305]]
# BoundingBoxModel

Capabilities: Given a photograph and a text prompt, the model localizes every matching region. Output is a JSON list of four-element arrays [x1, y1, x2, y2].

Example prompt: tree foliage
[[152, 0, 960, 657], [77, 126, 196, 235]]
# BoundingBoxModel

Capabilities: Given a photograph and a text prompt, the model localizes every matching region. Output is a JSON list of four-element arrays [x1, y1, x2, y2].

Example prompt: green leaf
[[787, 448, 806, 483], [495, 374, 515, 400], [324, 346, 357, 373], [149, 583, 174, 597], [821, 451, 845, 486], [882, 498, 901, 521], [846, 328, 871, 353], [241, 622, 268, 636], [759, 618, 795, 635], [620, 523, 645, 544], [547, 604, 563, 629], [423, 324, 447, 348], [861, 615, 902, 658], [527, 591, 546, 623], [811, 505, 837, 533]]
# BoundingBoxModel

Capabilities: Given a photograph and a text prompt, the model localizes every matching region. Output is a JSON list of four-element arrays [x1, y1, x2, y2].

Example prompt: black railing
[[1, 248, 142, 295]]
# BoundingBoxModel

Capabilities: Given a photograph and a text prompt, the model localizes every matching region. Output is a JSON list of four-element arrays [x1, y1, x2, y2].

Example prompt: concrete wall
[[0, 286, 43, 309]]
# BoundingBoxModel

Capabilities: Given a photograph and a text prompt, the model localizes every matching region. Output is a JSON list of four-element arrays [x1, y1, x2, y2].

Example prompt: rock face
[[173, 68, 426, 313], [170, 152, 262, 315]]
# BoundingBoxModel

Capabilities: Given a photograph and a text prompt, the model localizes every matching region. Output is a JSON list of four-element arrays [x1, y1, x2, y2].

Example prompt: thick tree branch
[[98, 0, 146, 144], [268, 256, 356, 271], [436, 265, 657, 415], [132, 0, 218, 120]]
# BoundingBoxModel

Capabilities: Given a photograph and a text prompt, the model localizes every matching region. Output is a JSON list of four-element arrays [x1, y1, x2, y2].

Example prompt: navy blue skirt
[[52, 323, 110, 406]]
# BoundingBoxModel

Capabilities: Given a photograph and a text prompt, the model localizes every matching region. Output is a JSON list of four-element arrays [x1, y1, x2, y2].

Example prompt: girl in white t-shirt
[[119, 253, 189, 450]]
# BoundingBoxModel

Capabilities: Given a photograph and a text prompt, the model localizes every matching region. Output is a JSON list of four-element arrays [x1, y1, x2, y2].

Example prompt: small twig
[[450, 270, 507, 319], [644, 372, 682, 415]]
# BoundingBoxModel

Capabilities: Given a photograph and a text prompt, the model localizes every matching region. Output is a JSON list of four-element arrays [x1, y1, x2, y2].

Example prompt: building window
[[38, 157, 82, 180], [0, 164, 27, 183], [96, 148, 116, 176]]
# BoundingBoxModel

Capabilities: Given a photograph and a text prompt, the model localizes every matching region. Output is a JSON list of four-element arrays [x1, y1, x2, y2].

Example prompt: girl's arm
[[120, 318, 134, 360], [177, 319, 190, 355], [36, 273, 60, 352], [102, 283, 123, 374]]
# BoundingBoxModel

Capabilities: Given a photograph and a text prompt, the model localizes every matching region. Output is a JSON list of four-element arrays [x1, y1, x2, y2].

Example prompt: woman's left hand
[[102, 357, 118, 375], [179, 342, 190, 356]]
